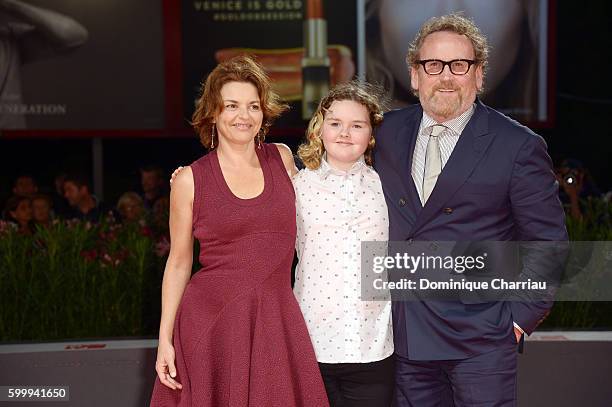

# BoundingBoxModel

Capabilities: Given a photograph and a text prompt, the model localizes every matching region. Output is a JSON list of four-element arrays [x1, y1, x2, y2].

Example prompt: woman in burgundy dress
[[150, 56, 329, 406]]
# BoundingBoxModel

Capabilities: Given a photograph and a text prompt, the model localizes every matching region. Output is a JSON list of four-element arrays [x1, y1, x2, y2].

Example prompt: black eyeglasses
[[416, 59, 476, 75]]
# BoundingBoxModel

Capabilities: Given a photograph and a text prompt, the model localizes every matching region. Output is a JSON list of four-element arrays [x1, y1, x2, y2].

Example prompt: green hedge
[[540, 197, 612, 329], [0, 219, 163, 341], [0, 197, 610, 341]]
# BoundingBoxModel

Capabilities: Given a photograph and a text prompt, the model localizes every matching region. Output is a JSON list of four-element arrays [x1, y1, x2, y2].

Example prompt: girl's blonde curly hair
[[297, 81, 387, 170]]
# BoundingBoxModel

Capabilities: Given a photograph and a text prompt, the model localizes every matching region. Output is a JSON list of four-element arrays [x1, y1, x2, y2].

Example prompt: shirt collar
[[420, 103, 476, 136], [318, 153, 367, 180]]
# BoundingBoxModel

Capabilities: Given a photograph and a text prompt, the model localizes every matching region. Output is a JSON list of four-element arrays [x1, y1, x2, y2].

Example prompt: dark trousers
[[394, 345, 518, 407], [319, 355, 395, 407]]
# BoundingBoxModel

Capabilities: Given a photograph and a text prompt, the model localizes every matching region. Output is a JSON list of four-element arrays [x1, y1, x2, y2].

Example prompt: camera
[[564, 170, 578, 185]]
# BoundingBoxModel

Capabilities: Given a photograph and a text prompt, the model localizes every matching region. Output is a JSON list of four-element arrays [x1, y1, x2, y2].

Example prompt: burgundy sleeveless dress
[[150, 144, 329, 407]]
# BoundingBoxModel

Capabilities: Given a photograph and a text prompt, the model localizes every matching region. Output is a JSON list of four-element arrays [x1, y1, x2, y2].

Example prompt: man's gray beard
[[428, 92, 463, 120]]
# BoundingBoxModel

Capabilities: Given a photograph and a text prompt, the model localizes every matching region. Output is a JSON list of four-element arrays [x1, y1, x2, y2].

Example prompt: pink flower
[[80, 249, 98, 262], [98, 229, 117, 242], [140, 226, 153, 237]]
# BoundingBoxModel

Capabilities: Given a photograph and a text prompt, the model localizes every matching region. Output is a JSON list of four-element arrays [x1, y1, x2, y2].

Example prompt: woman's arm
[[158, 166, 194, 344], [155, 166, 194, 389], [275, 143, 298, 177]]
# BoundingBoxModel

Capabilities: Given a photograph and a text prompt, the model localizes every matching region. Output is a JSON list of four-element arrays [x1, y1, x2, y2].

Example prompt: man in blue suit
[[372, 14, 567, 406]]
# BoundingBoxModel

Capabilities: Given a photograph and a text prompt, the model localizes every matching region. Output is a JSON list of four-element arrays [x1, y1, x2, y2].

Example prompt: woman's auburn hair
[[298, 80, 387, 170], [191, 55, 288, 149]]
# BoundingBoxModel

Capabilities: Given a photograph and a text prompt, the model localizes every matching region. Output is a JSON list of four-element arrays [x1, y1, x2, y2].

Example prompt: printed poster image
[[182, 0, 359, 127], [0, 0, 164, 130], [366, 0, 551, 124]]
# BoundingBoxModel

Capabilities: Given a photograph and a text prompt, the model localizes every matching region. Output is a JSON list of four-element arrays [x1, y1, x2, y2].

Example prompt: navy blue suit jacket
[[373, 100, 567, 360]]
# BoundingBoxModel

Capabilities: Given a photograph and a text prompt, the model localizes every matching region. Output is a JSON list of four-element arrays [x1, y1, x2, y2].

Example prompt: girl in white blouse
[[293, 81, 394, 407]]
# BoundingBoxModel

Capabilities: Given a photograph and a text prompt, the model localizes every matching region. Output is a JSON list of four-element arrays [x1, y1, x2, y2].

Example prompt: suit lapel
[[396, 107, 423, 217], [410, 101, 495, 235]]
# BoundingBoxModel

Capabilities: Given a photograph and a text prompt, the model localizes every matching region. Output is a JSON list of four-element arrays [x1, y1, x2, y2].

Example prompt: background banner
[[0, 0, 165, 130], [365, 0, 553, 125], [181, 0, 359, 129]]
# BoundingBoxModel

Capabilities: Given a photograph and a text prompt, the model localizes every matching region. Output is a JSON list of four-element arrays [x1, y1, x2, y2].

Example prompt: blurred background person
[[31, 193, 52, 228], [63, 173, 108, 222], [151, 196, 169, 231], [51, 172, 70, 218], [555, 158, 602, 220], [11, 174, 38, 197], [140, 165, 168, 211], [3, 194, 32, 234], [116, 191, 145, 224]]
